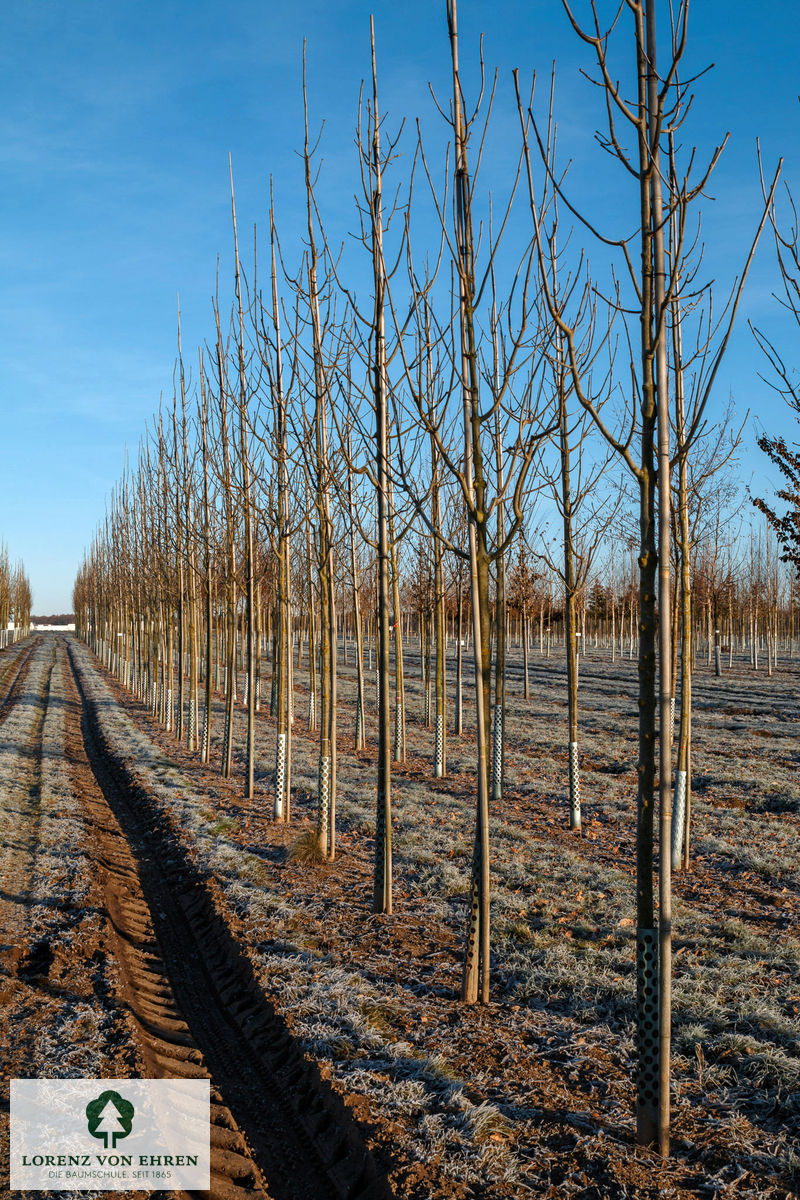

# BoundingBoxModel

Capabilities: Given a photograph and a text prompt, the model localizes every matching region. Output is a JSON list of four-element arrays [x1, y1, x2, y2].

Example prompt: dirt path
[[65, 637, 391, 1200], [0, 638, 54, 956], [1, 636, 138, 1192], [1, 635, 393, 1200], [0, 638, 36, 723]]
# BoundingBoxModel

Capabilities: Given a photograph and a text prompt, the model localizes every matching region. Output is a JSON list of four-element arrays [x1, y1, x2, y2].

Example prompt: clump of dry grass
[[287, 827, 326, 865], [359, 998, 404, 1036]]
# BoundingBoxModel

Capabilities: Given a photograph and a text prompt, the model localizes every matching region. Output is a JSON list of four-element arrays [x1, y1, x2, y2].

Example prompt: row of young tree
[[0, 543, 31, 646], [72, 0, 799, 1158], [74, 475, 794, 849]]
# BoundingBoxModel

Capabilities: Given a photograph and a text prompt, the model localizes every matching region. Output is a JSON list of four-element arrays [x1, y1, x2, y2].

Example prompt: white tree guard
[[569, 740, 581, 828], [355, 694, 364, 748], [394, 699, 404, 761], [274, 731, 287, 821], [318, 754, 331, 848], [435, 713, 445, 778], [671, 768, 687, 870], [492, 704, 504, 798]]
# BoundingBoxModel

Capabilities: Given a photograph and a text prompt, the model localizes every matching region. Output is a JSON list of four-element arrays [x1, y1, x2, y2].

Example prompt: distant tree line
[[0, 543, 31, 643]]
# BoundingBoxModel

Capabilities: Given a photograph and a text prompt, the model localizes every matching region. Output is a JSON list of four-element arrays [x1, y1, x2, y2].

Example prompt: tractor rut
[[65, 640, 391, 1200]]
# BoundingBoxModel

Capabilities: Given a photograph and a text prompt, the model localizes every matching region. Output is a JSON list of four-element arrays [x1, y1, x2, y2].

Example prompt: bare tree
[[517, 0, 779, 1152], [386, 0, 545, 1003]]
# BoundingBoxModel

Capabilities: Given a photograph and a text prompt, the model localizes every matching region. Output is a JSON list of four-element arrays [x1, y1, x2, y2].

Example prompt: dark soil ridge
[[65, 639, 393, 1200]]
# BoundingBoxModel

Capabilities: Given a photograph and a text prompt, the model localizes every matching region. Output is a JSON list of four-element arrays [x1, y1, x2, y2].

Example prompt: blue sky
[[1, 1, 798, 612]]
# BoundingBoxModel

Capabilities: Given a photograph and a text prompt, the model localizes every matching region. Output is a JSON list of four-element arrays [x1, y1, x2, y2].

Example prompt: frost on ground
[[0, 638, 137, 1197], [72, 635, 800, 1199]]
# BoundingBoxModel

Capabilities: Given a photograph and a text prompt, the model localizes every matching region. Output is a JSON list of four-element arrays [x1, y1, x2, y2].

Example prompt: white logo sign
[[10, 1079, 210, 1191]]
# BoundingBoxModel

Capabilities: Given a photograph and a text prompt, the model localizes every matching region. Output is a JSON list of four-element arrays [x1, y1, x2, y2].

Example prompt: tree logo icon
[[85, 1091, 135, 1149]]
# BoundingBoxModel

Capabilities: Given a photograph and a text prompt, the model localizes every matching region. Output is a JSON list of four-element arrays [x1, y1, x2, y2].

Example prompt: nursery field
[[0, 632, 798, 1200]]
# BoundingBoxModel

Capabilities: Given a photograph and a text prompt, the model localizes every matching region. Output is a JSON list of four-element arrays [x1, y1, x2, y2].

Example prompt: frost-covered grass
[[0, 639, 54, 942], [0, 639, 133, 1200], [0, 642, 112, 1077], [75, 634, 800, 1198]]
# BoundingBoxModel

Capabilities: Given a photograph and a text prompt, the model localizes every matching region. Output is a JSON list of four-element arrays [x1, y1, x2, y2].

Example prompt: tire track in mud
[[65, 641, 392, 1200], [0, 639, 55, 955], [0, 638, 36, 724]]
